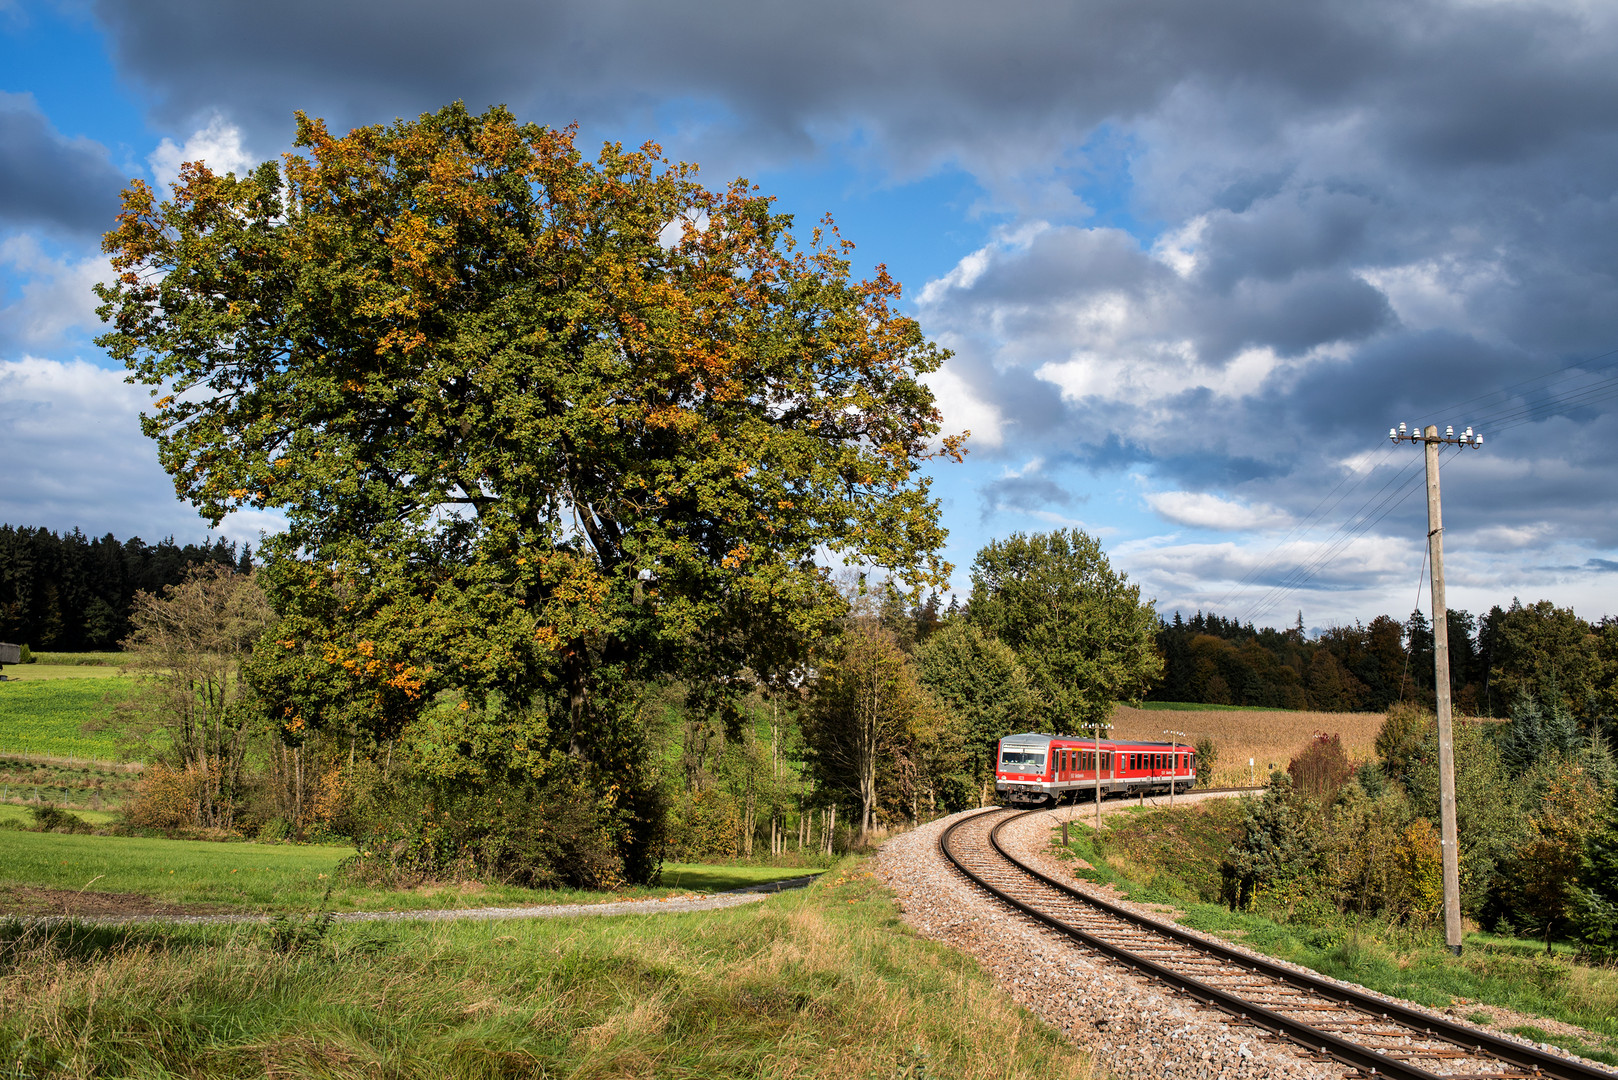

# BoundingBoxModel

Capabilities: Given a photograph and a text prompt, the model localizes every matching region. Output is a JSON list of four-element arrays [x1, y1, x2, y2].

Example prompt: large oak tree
[[97, 104, 959, 871]]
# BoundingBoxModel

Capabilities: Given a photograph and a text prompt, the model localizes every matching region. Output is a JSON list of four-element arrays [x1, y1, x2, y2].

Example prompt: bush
[[1289, 732, 1354, 806], [1224, 771, 1320, 911], [1376, 702, 1433, 784], [123, 762, 204, 829], [353, 764, 625, 891], [664, 788, 743, 862], [18, 644, 33, 664], [29, 804, 90, 833], [1194, 736, 1218, 788], [1320, 782, 1409, 918], [1571, 791, 1618, 961], [1354, 760, 1387, 799], [1397, 818, 1445, 925]]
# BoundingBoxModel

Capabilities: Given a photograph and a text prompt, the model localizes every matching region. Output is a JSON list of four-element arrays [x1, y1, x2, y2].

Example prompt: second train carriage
[[995, 732, 1196, 807]]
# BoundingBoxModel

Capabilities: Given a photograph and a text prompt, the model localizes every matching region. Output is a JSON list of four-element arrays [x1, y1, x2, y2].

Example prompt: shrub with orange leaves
[[124, 762, 204, 829]]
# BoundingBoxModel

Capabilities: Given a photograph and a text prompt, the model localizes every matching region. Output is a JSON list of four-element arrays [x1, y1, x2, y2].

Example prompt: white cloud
[[1357, 257, 1510, 337], [0, 357, 282, 543], [922, 363, 1004, 449], [0, 236, 109, 351], [148, 114, 257, 193], [1143, 490, 1291, 531]]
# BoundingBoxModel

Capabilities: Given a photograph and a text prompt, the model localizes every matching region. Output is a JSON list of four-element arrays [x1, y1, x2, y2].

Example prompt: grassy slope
[[0, 826, 822, 912], [1059, 803, 1618, 1066], [0, 677, 131, 758], [0, 754, 140, 814], [0, 860, 1090, 1080]]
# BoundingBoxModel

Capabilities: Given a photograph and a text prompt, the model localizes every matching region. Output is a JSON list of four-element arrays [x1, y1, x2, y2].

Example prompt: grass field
[[27, 652, 124, 666], [0, 826, 825, 913], [1112, 703, 1386, 786], [2, 663, 131, 681], [0, 753, 141, 812], [1057, 807, 1618, 1065], [0, 677, 132, 759], [0, 860, 1090, 1080]]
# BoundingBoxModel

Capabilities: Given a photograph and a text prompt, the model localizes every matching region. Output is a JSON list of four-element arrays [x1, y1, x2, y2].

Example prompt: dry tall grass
[[0, 861, 1092, 1080], [1110, 705, 1386, 787]]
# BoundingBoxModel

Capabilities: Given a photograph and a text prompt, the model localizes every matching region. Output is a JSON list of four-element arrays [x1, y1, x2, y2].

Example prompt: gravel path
[[876, 803, 1353, 1080], [11, 875, 826, 928]]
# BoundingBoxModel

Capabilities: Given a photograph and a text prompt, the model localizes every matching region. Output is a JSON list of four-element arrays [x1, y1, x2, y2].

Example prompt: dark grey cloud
[[0, 94, 126, 233], [86, 0, 1618, 181], [978, 469, 1080, 521]]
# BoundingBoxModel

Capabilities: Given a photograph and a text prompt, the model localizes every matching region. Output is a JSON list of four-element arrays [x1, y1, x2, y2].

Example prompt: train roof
[[998, 733, 1192, 749]]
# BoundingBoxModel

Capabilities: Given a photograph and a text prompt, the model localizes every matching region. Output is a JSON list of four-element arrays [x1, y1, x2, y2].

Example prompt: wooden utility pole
[[1391, 420, 1482, 956], [1090, 719, 1113, 830], [1163, 729, 1185, 808]]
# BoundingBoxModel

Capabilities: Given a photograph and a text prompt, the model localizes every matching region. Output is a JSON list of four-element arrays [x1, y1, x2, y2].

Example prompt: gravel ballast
[[875, 805, 1356, 1080]]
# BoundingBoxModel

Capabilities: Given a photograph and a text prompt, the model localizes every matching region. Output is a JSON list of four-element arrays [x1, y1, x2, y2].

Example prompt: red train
[[995, 732, 1196, 807]]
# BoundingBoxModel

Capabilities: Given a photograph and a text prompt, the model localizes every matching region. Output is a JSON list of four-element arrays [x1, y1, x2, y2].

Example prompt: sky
[[4, 0, 1618, 632]]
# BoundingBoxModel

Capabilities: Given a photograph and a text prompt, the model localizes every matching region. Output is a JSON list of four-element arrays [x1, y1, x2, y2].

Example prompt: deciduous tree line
[[801, 529, 1161, 834], [1155, 602, 1618, 721]]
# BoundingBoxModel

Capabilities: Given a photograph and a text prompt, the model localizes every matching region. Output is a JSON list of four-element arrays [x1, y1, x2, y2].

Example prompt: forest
[[0, 525, 251, 652], [1153, 604, 1618, 719]]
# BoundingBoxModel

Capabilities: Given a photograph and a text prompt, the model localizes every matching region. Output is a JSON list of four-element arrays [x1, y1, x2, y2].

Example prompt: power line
[[1208, 346, 1618, 626], [1238, 452, 1443, 625]]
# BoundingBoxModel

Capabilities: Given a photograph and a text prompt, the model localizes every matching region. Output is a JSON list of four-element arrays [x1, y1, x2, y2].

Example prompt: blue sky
[[5, 0, 1618, 630]]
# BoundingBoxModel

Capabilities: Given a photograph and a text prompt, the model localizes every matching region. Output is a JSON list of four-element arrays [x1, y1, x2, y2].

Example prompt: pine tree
[[1225, 771, 1319, 909], [1571, 789, 1618, 961]]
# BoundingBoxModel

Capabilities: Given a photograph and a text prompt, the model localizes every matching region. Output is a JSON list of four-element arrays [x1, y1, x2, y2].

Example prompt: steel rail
[[939, 808, 1616, 1080]]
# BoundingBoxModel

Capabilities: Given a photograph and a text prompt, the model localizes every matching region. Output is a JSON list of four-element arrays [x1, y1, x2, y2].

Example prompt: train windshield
[[999, 749, 1047, 773]]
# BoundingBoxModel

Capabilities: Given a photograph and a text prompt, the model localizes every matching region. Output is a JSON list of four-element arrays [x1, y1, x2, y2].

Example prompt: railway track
[[940, 807, 1617, 1080]]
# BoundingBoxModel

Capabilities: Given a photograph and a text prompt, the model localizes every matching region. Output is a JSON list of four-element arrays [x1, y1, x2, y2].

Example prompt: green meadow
[[0, 675, 132, 759]]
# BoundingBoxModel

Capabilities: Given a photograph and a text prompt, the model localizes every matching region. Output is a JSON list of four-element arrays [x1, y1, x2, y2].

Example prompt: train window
[[999, 749, 1045, 771]]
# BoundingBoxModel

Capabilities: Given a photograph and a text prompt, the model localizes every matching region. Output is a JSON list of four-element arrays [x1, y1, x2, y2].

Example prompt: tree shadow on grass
[[0, 917, 220, 968]]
